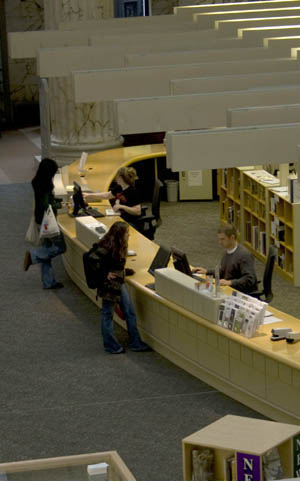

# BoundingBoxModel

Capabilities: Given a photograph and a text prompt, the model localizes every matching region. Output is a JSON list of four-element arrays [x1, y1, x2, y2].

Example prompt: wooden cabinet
[[182, 415, 300, 481]]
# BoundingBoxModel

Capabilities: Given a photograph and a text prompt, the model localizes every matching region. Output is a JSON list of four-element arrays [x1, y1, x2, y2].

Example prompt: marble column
[[44, 0, 114, 29], [43, 0, 122, 165]]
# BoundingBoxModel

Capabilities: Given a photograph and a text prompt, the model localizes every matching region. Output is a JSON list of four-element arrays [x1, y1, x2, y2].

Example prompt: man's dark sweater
[[207, 244, 257, 294]]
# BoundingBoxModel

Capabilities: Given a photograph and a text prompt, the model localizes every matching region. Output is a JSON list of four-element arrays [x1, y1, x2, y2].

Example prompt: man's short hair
[[218, 224, 237, 238]]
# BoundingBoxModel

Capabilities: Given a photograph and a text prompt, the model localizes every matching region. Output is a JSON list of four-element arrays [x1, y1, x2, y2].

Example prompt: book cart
[[182, 415, 300, 481]]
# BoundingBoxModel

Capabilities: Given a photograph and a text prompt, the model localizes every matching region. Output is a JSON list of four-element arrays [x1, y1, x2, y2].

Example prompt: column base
[[50, 137, 124, 166]]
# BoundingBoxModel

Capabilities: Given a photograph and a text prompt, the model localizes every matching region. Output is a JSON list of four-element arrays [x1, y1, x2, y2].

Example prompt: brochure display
[[218, 290, 266, 338], [182, 415, 300, 481]]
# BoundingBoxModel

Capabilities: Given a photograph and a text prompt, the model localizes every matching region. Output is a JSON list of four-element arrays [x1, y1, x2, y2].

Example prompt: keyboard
[[145, 282, 155, 291], [84, 206, 104, 218]]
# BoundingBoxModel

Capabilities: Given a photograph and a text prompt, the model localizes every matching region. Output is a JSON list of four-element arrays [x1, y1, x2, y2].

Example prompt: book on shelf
[[262, 447, 285, 480], [277, 223, 285, 242], [252, 225, 259, 251], [245, 221, 251, 243], [278, 252, 285, 269], [224, 455, 236, 481], [271, 220, 276, 238], [228, 206, 234, 225], [259, 231, 266, 256], [270, 196, 276, 213]]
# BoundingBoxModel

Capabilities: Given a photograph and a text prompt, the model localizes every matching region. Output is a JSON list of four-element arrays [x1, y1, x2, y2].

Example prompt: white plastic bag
[[40, 205, 60, 239], [25, 215, 41, 246]]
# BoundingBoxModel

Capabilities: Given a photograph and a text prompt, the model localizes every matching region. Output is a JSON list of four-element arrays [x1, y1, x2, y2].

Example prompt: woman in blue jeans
[[24, 158, 66, 289], [96, 221, 151, 354]]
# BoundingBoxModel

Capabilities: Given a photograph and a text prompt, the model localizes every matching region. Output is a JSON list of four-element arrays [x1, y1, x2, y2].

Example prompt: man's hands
[[192, 267, 207, 275], [220, 279, 231, 286]]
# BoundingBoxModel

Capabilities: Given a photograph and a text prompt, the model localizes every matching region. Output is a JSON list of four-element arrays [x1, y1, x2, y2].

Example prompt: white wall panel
[[73, 58, 300, 103], [165, 124, 300, 171], [227, 104, 300, 127], [114, 86, 300, 134]]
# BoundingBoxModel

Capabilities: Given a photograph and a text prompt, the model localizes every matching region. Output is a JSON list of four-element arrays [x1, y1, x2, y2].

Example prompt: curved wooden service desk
[[58, 144, 300, 425]]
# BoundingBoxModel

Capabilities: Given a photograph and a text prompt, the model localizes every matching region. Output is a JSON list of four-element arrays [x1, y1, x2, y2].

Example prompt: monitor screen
[[73, 181, 87, 214], [148, 245, 171, 277], [171, 247, 192, 277]]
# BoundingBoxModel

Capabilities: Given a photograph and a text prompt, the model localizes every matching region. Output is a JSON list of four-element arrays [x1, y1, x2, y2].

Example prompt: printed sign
[[237, 452, 261, 481]]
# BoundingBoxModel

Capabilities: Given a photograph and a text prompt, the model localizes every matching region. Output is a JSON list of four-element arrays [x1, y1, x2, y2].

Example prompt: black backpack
[[82, 243, 104, 289]]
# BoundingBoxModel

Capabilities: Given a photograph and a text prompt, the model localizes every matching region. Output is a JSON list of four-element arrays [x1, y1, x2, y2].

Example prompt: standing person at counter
[[23, 158, 66, 289], [84, 166, 142, 228], [95, 221, 151, 354], [192, 224, 258, 294]]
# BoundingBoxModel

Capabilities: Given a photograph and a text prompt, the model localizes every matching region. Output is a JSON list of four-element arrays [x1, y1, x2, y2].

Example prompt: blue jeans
[[101, 284, 144, 352], [30, 233, 66, 289]]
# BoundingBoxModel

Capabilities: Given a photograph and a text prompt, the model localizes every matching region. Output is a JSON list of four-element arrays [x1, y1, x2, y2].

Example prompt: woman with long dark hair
[[96, 221, 150, 354], [24, 158, 66, 289]]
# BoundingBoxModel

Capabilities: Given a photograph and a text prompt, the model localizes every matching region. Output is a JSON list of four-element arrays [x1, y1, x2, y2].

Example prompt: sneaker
[[24, 251, 32, 271], [44, 282, 64, 290], [105, 347, 126, 354], [129, 342, 152, 352]]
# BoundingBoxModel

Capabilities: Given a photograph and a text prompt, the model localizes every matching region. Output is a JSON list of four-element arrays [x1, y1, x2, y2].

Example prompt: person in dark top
[[192, 224, 257, 294], [95, 221, 151, 354], [84, 166, 142, 227], [23, 158, 66, 289]]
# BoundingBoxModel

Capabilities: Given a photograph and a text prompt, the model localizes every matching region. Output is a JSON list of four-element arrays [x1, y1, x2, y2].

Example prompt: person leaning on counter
[[192, 224, 258, 294], [84, 166, 142, 228]]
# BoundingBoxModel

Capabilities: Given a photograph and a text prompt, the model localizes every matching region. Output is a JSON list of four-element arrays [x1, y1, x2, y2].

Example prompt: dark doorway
[[0, 0, 12, 131]]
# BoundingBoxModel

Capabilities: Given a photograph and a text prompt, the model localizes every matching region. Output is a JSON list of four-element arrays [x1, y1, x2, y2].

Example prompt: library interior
[[2, 0, 300, 479]]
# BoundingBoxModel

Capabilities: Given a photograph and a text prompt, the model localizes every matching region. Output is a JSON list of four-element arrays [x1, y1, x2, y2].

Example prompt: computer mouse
[[127, 250, 137, 256]]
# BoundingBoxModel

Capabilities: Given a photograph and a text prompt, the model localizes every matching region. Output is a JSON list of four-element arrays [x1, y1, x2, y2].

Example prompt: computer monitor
[[171, 247, 193, 277], [148, 245, 171, 277], [73, 181, 87, 215]]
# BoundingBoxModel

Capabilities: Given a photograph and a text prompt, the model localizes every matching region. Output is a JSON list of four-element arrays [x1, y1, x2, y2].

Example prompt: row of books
[[244, 193, 266, 218], [245, 222, 267, 256], [244, 178, 266, 201], [270, 194, 283, 216], [217, 291, 266, 339]]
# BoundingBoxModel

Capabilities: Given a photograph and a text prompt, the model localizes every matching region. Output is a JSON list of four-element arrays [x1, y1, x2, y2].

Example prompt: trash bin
[[165, 179, 179, 202]]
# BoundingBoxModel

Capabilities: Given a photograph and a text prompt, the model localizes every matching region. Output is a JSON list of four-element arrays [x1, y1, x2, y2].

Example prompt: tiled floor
[[0, 128, 40, 184]]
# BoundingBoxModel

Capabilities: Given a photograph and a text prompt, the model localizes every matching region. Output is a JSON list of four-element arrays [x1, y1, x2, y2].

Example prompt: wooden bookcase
[[269, 189, 300, 286], [182, 415, 300, 481], [241, 170, 280, 262], [219, 168, 280, 261]]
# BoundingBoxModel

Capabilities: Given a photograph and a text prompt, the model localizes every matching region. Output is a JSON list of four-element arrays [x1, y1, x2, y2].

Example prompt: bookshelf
[[242, 170, 279, 262], [182, 415, 300, 481], [219, 167, 243, 233], [269, 190, 300, 286], [219, 168, 280, 262]]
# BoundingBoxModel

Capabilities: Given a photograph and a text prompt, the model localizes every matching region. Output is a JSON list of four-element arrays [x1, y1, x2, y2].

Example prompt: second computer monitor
[[171, 247, 193, 277]]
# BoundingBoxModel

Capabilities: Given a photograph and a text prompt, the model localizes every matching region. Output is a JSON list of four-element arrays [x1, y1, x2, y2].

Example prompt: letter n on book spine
[[236, 452, 261, 480]]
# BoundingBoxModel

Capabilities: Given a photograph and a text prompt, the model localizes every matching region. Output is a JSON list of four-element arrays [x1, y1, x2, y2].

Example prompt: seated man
[[193, 224, 258, 294]]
